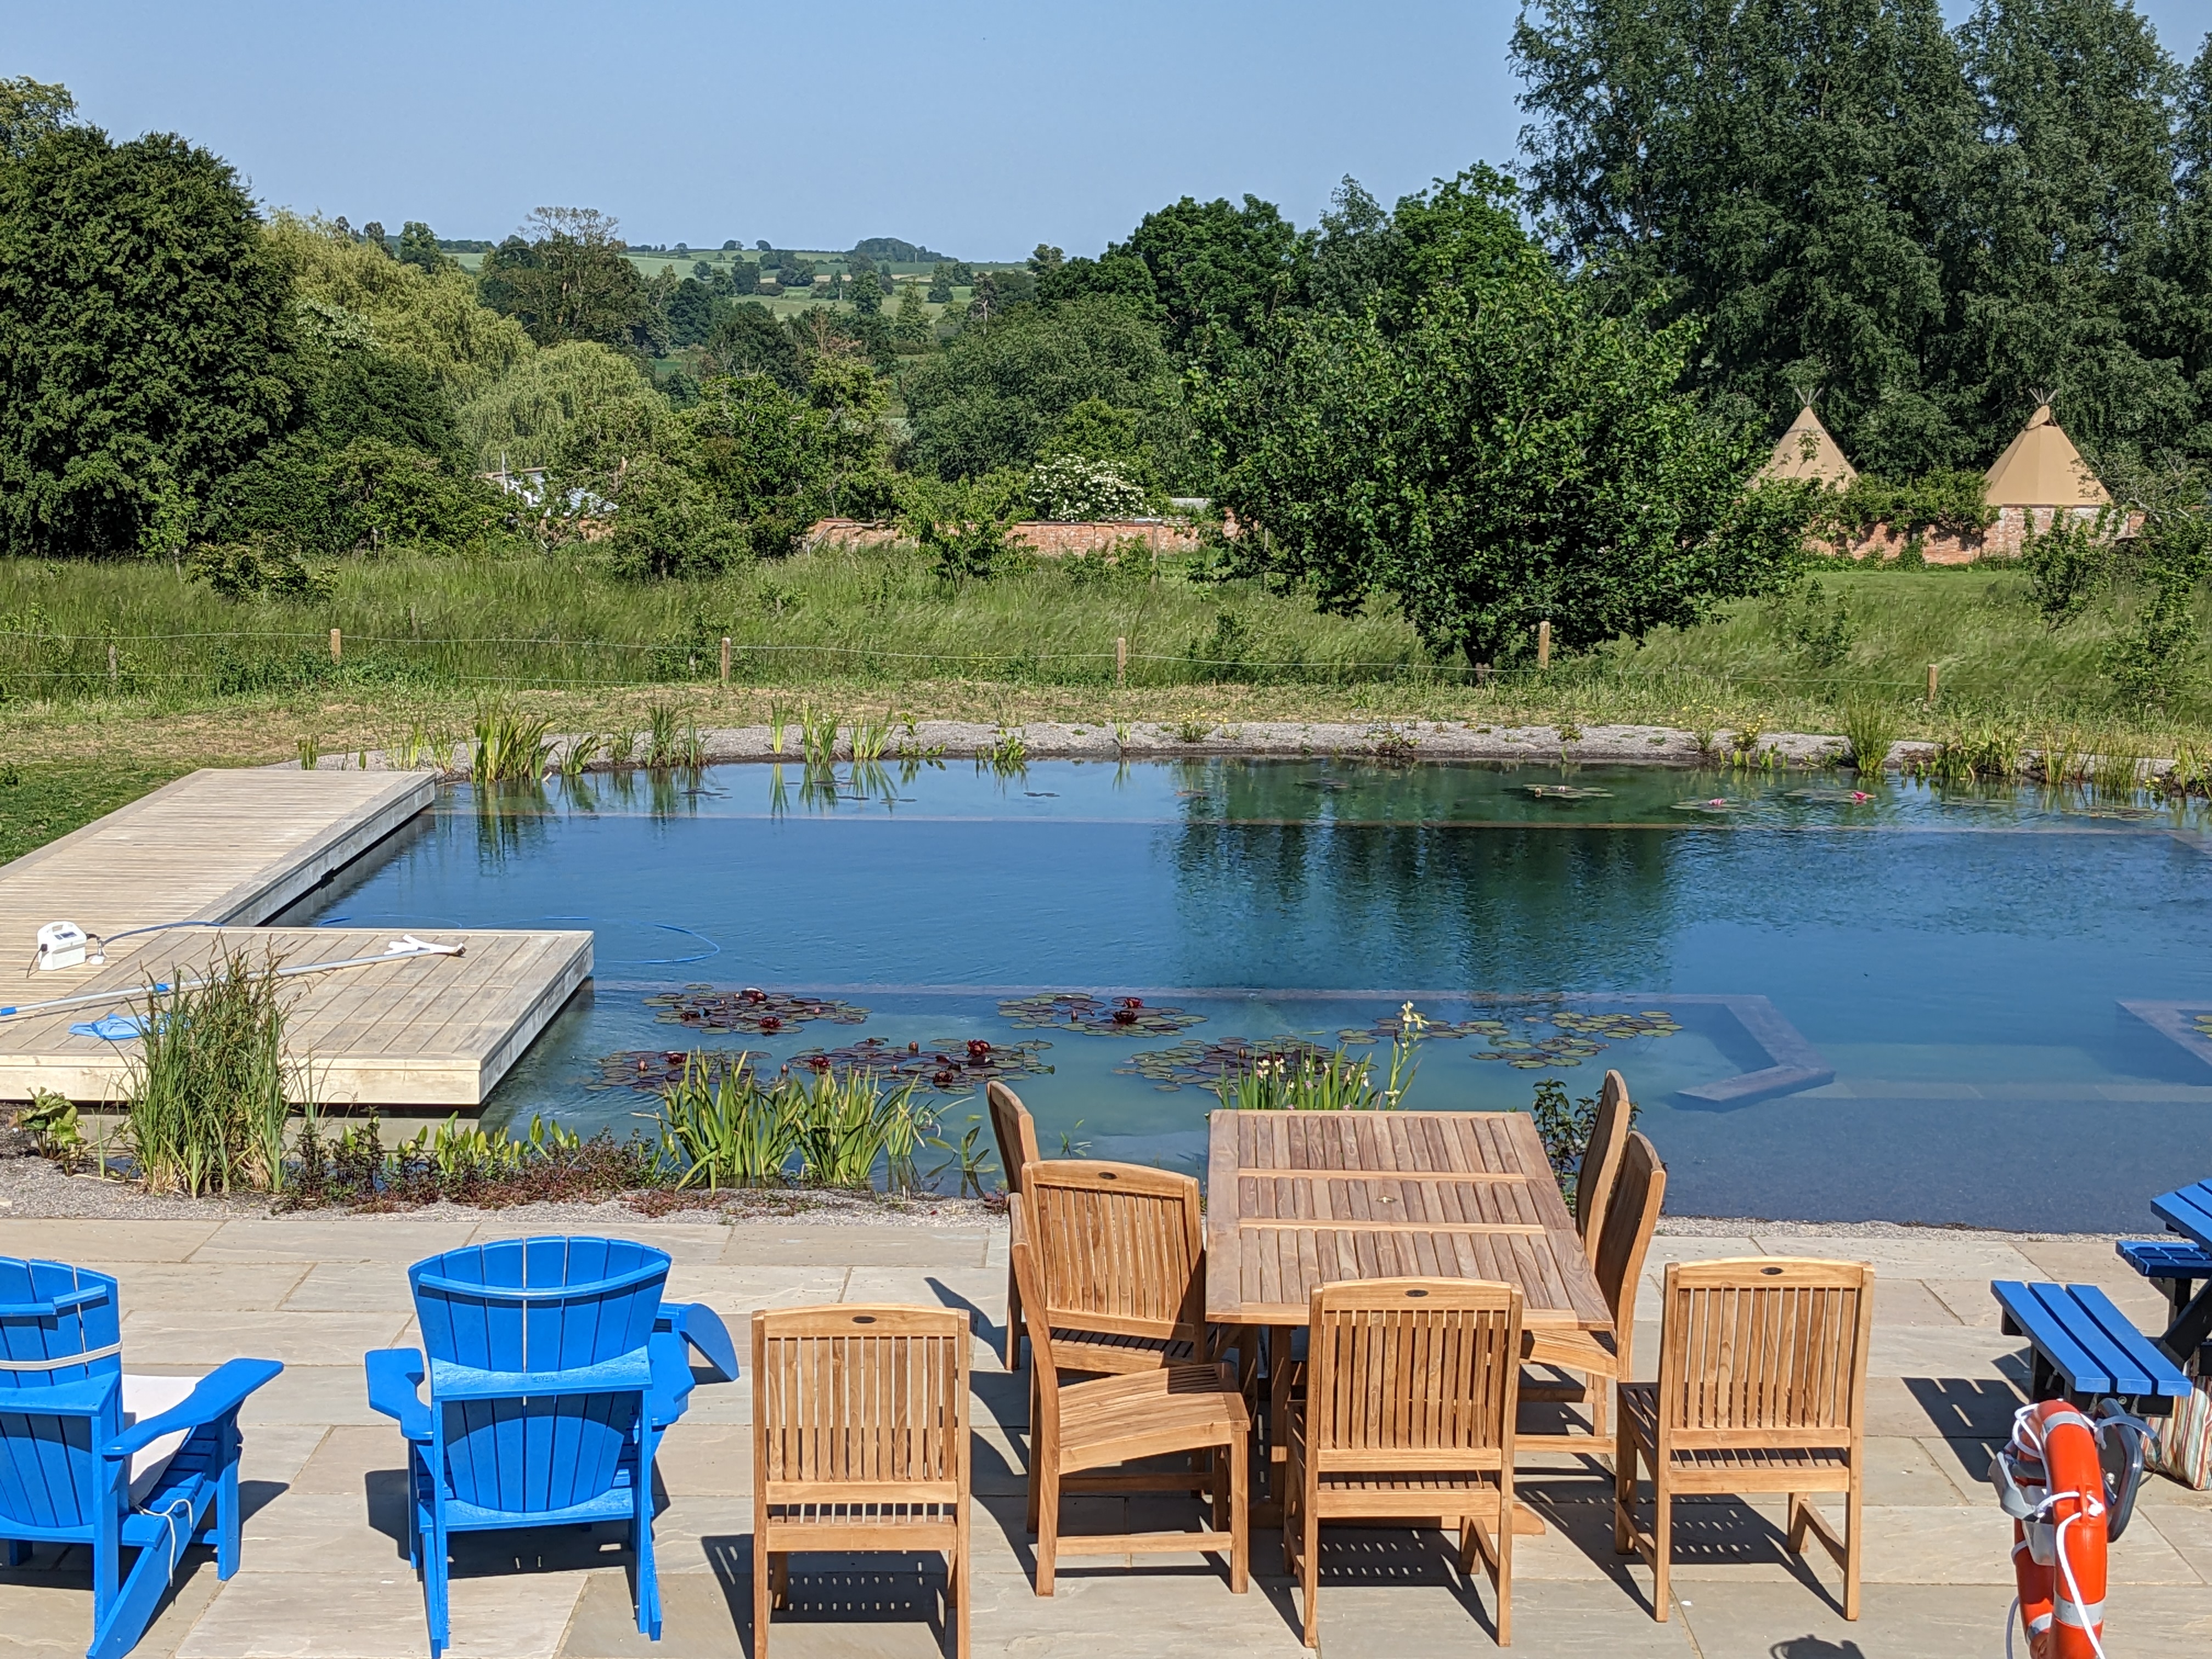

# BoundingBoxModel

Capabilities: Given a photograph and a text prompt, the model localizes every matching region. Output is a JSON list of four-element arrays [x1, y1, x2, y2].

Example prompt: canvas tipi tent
[[1760, 404, 1858, 488], [1983, 404, 2108, 509]]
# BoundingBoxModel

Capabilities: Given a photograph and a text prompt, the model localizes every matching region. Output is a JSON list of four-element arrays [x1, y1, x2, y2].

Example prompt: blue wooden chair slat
[[0, 1257, 279, 1659], [2034, 1283, 2159, 1395], [371, 1234, 733, 1659], [2152, 1180, 2212, 1245], [2067, 1283, 2188, 1395], [1991, 1278, 2191, 1410], [2117, 1239, 2212, 1276]]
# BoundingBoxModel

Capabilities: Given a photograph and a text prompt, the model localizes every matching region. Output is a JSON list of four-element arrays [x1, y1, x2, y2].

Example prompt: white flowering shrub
[[1026, 455, 1149, 522]]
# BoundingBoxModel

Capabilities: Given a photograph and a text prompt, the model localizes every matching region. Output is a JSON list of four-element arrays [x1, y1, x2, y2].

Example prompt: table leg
[[2164, 1278, 2212, 1372]]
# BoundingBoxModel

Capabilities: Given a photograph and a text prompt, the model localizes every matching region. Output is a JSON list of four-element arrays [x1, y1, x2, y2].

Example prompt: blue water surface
[[272, 758, 2212, 1231]]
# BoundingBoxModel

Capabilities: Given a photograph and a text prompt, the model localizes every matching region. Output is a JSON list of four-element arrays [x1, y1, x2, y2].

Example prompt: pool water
[[272, 758, 2212, 1231]]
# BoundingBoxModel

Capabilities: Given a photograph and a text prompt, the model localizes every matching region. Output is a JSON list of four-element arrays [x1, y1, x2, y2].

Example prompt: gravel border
[[294, 719, 1884, 775], [0, 1156, 2118, 1242]]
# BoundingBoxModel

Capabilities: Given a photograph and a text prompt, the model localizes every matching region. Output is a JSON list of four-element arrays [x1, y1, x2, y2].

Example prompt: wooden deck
[[0, 770, 589, 1107]]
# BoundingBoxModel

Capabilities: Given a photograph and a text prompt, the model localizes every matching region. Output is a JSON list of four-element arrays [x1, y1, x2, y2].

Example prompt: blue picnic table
[[2150, 1177, 2212, 1365]]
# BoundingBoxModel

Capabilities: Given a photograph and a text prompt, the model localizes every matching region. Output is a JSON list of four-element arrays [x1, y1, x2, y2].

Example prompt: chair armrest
[[104, 1358, 283, 1457], [647, 1330, 696, 1431], [656, 1302, 738, 1383], [365, 1347, 432, 1441]]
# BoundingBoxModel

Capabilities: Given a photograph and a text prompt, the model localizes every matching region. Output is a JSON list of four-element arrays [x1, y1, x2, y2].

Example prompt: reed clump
[[127, 949, 305, 1196], [654, 1057, 937, 1192], [471, 700, 554, 782], [1839, 703, 1898, 776]]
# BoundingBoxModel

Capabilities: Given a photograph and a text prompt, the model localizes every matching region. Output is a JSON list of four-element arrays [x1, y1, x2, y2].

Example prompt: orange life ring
[[2008, 1401, 2108, 1659]]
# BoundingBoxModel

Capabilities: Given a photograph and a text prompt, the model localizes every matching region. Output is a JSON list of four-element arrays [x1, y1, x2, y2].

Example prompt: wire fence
[[0, 625, 1953, 706]]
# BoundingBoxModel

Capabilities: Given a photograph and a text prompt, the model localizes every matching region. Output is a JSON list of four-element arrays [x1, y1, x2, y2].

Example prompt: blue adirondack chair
[[0, 1256, 281, 1659], [364, 1235, 737, 1659]]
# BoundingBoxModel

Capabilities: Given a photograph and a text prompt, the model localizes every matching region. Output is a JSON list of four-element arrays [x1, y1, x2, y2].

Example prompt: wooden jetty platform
[[0, 769, 588, 1107]]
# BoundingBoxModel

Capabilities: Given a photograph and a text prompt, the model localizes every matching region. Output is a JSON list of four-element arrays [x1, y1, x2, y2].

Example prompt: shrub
[[1026, 454, 1150, 521]]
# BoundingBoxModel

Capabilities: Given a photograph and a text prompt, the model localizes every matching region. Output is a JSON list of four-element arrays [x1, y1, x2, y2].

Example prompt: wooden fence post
[[1926, 662, 1939, 704], [1537, 619, 1551, 669], [720, 636, 732, 685], [1115, 635, 1127, 688], [330, 627, 342, 664]]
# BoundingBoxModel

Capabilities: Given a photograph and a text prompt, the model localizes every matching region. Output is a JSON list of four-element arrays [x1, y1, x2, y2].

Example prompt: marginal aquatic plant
[[645, 701, 687, 769], [127, 949, 302, 1197], [1839, 703, 1897, 778], [981, 727, 1028, 773], [2091, 737, 2146, 802], [652, 1056, 938, 1193], [851, 715, 891, 762], [471, 700, 554, 782], [296, 735, 321, 772], [1211, 1046, 1385, 1111], [800, 707, 840, 768], [929, 1115, 995, 1198]]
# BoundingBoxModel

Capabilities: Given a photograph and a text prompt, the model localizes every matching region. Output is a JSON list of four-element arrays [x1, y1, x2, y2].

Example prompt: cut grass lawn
[[0, 760, 198, 864], [4, 547, 2211, 783]]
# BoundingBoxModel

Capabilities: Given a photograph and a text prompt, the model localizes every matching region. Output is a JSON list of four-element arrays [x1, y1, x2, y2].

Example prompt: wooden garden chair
[[986, 1080, 1041, 1370], [1614, 1257, 1876, 1621], [751, 1305, 972, 1658], [1519, 1130, 1666, 1455], [1284, 1279, 1525, 1648], [1574, 1070, 1634, 1261], [1008, 1193, 1249, 1596], [1019, 1158, 1212, 1377]]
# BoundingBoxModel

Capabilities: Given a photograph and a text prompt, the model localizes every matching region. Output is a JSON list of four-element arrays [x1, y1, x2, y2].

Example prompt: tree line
[[2, 0, 2207, 674]]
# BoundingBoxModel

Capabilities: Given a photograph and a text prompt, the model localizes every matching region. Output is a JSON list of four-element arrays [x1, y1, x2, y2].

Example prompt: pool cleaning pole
[[0, 937, 465, 1022]]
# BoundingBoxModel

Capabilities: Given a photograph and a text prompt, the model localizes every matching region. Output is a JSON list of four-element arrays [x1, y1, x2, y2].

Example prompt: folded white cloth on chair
[[121, 1374, 198, 1505]]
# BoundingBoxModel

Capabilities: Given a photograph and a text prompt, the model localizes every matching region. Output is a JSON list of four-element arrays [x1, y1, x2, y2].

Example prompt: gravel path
[[0, 1154, 2113, 1242]]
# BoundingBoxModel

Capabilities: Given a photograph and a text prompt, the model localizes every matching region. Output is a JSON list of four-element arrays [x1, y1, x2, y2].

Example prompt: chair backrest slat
[[1593, 1131, 1666, 1328], [986, 1081, 1041, 1196], [753, 1305, 967, 1498], [1022, 1159, 1205, 1344], [1306, 1279, 1521, 1466], [0, 1256, 123, 1532], [1575, 1071, 1633, 1257], [1657, 1258, 1874, 1442]]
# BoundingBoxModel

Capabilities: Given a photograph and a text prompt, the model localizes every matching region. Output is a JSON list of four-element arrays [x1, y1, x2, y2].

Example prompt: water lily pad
[[644, 986, 868, 1035], [1672, 798, 1745, 814], [783, 1035, 1054, 1093], [589, 1048, 757, 1093], [1116, 1036, 1340, 1092], [998, 991, 1205, 1035], [1526, 785, 1613, 800]]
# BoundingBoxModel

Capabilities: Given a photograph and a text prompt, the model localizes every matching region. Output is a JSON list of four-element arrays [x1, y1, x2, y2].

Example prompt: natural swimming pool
[[271, 758, 2212, 1231]]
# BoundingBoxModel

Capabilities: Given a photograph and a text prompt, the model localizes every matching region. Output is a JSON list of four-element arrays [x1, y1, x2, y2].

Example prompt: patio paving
[[1, 1212, 2206, 1657]]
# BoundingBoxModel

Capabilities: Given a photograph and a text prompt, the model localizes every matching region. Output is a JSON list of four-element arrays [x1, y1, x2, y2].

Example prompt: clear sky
[[8, 0, 2211, 260]]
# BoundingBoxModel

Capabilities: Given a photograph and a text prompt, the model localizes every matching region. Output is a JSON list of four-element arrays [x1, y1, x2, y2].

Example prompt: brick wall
[[1815, 505, 2117, 566], [805, 518, 1205, 556]]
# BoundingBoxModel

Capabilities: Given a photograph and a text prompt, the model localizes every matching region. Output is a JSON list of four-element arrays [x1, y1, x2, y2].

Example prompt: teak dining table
[[1205, 1108, 1617, 1527]]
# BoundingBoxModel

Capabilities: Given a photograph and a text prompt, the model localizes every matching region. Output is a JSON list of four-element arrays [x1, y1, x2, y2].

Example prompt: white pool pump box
[[35, 921, 94, 970]]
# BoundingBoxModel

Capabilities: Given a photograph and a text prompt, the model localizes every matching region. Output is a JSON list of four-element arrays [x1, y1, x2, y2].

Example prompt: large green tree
[[1200, 177, 1812, 666], [1039, 195, 1305, 358], [1942, 0, 2190, 456], [1514, 0, 1977, 472], [0, 117, 298, 557], [1511, 0, 2203, 466], [479, 207, 662, 356], [900, 294, 1179, 479]]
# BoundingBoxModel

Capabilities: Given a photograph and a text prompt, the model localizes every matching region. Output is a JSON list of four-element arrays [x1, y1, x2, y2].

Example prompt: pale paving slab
[[0, 1219, 221, 1261], [121, 1310, 413, 1367], [175, 1570, 586, 1659]]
